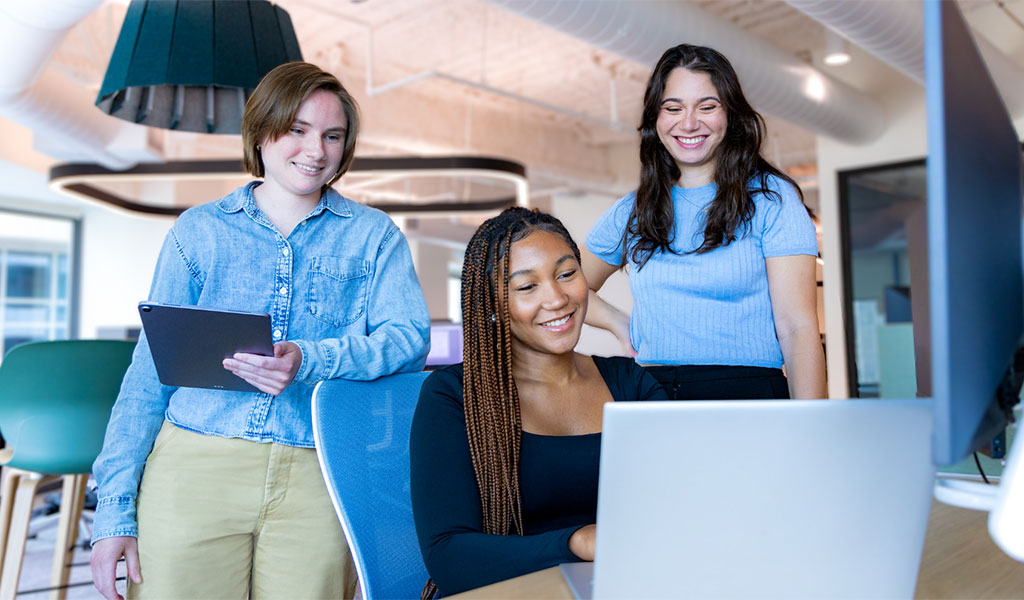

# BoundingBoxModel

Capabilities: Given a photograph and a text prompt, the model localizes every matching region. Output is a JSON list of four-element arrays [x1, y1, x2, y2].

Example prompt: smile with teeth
[[294, 163, 323, 173], [540, 313, 572, 327], [675, 135, 706, 146]]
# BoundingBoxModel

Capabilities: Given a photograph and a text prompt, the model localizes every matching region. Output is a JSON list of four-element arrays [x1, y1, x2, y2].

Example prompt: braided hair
[[422, 207, 581, 599]]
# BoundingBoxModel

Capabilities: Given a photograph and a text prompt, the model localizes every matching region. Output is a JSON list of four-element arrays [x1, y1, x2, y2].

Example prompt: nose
[[303, 134, 326, 158], [540, 281, 569, 311], [680, 109, 698, 131]]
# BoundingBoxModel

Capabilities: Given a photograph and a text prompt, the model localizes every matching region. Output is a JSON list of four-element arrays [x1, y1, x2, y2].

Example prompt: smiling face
[[655, 67, 728, 186], [258, 89, 348, 204], [505, 229, 588, 359]]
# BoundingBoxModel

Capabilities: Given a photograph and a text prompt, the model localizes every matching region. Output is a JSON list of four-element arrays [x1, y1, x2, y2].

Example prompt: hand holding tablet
[[139, 302, 275, 393]]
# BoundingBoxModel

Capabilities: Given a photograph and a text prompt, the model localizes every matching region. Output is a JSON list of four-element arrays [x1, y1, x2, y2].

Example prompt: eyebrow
[[508, 254, 577, 280], [293, 119, 347, 134], [660, 96, 720, 105]]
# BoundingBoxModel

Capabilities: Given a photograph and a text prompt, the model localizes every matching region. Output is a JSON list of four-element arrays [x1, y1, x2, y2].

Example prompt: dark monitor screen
[[925, 0, 1024, 465]]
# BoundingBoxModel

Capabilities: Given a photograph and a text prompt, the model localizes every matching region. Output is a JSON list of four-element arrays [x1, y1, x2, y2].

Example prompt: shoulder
[[590, 355, 668, 401], [421, 363, 465, 405], [171, 185, 253, 241], [751, 173, 801, 205], [414, 364, 467, 432], [590, 354, 645, 387]]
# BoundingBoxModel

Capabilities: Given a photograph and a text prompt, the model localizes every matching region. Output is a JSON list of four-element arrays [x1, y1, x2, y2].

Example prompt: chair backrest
[[312, 371, 431, 600], [0, 340, 136, 474]]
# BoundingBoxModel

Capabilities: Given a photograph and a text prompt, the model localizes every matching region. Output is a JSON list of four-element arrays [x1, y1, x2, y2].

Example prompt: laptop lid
[[592, 399, 935, 599]]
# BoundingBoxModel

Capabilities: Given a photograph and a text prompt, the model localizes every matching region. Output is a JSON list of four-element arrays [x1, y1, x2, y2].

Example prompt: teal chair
[[312, 372, 431, 600], [0, 340, 135, 600]]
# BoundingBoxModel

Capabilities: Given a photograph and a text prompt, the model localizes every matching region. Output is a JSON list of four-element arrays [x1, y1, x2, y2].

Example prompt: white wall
[[548, 190, 633, 358], [0, 159, 173, 339], [77, 204, 173, 337], [817, 78, 928, 399], [817, 76, 1024, 399]]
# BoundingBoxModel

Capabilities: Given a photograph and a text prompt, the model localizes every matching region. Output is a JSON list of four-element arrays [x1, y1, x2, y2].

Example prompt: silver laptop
[[563, 398, 935, 599]]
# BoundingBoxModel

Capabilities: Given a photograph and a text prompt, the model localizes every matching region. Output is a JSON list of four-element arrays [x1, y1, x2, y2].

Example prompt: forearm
[[292, 319, 429, 382], [778, 324, 826, 399], [585, 289, 630, 338], [423, 527, 583, 595]]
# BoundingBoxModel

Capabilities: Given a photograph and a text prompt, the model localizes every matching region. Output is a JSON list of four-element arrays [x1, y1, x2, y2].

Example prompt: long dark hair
[[422, 207, 580, 600], [626, 44, 802, 268]]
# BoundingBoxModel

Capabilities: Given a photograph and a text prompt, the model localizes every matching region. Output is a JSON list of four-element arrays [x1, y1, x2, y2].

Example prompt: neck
[[252, 181, 321, 237], [511, 344, 582, 386], [676, 162, 716, 188]]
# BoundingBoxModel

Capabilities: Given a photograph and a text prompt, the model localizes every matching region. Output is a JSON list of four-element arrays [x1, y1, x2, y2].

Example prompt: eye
[[558, 269, 578, 280], [325, 133, 343, 143], [699, 104, 719, 113], [662, 105, 682, 114], [515, 283, 537, 292], [290, 127, 304, 135]]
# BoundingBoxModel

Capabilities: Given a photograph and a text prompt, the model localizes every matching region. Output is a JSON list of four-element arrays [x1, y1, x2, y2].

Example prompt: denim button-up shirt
[[91, 183, 430, 543]]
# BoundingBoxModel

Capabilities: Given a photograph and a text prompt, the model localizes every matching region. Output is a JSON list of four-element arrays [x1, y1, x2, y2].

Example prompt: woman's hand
[[223, 341, 303, 396], [569, 524, 597, 561], [91, 536, 141, 600]]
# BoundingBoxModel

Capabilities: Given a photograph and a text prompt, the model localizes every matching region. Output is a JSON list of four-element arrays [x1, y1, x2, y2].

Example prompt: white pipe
[[785, 0, 1024, 117], [487, 0, 884, 144], [0, 1, 150, 169]]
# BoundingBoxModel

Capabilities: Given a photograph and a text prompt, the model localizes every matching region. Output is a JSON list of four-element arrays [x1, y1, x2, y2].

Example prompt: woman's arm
[[409, 370, 587, 596], [581, 247, 635, 357], [765, 254, 826, 399], [91, 227, 201, 596]]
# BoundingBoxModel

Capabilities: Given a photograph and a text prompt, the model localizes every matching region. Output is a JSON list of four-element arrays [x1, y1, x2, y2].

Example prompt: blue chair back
[[312, 372, 431, 600]]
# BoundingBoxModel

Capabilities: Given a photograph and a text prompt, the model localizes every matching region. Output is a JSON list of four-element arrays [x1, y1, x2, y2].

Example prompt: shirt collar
[[216, 182, 354, 218]]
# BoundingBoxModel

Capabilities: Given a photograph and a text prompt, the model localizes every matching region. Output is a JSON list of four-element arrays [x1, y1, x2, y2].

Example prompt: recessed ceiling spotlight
[[823, 29, 851, 66]]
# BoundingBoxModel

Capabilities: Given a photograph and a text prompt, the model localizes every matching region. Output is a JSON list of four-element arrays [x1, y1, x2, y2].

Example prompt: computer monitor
[[925, 0, 1022, 465], [924, 0, 1024, 561]]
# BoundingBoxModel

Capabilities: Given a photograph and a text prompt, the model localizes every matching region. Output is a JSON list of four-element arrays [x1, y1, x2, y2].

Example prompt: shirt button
[[279, 286, 288, 295], [282, 247, 289, 256], [273, 329, 282, 340]]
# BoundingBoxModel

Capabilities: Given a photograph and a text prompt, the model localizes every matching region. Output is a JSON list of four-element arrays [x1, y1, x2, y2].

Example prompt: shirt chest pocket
[[308, 256, 371, 327]]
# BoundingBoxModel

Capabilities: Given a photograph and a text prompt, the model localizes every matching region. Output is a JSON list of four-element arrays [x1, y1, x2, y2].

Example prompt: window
[[0, 211, 76, 358]]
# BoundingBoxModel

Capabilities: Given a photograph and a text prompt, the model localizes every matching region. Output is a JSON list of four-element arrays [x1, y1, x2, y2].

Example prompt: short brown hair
[[241, 62, 359, 189]]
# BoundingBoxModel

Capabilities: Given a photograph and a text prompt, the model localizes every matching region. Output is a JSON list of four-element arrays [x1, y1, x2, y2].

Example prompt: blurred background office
[[1, 0, 1023, 596]]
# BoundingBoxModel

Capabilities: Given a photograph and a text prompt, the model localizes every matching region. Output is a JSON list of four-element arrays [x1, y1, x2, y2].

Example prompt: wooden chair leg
[[49, 474, 87, 600], [0, 467, 24, 576], [0, 473, 43, 600]]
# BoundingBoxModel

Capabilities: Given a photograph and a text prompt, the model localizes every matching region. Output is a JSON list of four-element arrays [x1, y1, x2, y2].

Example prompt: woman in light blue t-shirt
[[582, 44, 825, 400]]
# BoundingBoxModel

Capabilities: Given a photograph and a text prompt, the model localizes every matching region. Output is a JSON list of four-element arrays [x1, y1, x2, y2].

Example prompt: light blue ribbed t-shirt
[[585, 175, 817, 368]]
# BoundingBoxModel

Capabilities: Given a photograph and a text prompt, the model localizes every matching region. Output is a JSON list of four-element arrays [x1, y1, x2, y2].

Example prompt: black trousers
[[645, 365, 791, 400]]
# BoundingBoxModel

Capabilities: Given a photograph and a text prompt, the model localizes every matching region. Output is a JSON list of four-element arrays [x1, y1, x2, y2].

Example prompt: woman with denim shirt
[[89, 62, 430, 600]]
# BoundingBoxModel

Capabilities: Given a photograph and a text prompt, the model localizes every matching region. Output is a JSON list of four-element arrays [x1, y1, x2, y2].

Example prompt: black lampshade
[[95, 0, 302, 134]]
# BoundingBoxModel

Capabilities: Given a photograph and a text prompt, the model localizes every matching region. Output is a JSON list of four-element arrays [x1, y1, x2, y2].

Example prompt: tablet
[[139, 301, 274, 392]]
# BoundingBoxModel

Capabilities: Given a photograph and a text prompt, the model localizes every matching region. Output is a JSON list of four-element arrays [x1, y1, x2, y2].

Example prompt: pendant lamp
[[95, 0, 302, 134]]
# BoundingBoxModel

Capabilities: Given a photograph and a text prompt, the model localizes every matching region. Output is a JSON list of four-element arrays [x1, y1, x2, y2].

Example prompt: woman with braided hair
[[409, 207, 666, 596]]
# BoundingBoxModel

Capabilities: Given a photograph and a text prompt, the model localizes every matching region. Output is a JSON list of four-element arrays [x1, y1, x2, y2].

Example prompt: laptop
[[562, 398, 935, 599]]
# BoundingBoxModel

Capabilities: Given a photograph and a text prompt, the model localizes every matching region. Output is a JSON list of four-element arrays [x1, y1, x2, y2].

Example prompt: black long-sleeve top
[[409, 355, 666, 595]]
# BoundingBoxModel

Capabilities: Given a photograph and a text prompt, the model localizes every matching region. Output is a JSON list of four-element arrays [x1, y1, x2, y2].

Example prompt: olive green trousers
[[129, 421, 357, 599]]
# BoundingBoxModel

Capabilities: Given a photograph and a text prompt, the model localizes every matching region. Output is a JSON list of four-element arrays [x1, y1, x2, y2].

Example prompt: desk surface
[[451, 500, 1024, 599]]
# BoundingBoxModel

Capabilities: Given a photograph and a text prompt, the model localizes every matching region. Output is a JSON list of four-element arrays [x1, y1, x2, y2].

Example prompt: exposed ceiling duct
[[785, 0, 1024, 116], [487, 0, 885, 144], [0, 0, 158, 169]]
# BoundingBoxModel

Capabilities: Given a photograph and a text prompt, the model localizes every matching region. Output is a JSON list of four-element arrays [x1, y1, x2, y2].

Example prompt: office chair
[[312, 372, 431, 600], [0, 340, 135, 600]]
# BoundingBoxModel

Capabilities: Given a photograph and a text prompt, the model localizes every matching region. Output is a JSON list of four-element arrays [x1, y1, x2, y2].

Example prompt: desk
[[451, 500, 1024, 599]]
